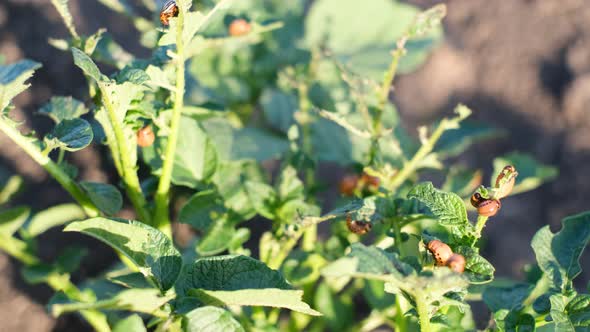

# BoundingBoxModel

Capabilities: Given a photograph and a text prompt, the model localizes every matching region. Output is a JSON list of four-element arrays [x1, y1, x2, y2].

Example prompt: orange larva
[[229, 19, 251, 36], [137, 125, 155, 147], [446, 254, 466, 273], [339, 174, 359, 196], [360, 172, 380, 191], [346, 214, 372, 235], [427, 240, 453, 266], [495, 165, 518, 199], [160, 0, 179, 26], [477, 199, 501, 217], [470, 192, 485, 208]]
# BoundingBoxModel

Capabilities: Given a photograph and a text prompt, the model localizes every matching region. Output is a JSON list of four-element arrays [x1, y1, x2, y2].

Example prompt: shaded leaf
[[80, 181, 123, 216], [183, 306, 244, 332], [47, 118, 94, 151], [64, 218, 182, 291], [38, 96, 89, 123]]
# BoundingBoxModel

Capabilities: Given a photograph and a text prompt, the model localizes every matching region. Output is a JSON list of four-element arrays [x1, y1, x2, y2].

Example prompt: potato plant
[[0, 0, 587, 331]]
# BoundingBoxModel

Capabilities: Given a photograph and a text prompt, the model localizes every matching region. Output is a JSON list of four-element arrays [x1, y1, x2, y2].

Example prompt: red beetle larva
[[228, 19, 251, 36], [477, 199, 501, 217], [446, 253, 466, 273], [137, 125, 155, 148], [160, 0, 179, 26], [470, 192, 485, 208], [345, 214, 372, 235], [426, 240, 453, 266]]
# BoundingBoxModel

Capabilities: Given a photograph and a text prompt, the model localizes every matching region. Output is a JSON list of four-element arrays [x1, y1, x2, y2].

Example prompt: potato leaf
[[531, 211, 590, 292], [64, 218, 182, 292], [183, 306, 244, 332]]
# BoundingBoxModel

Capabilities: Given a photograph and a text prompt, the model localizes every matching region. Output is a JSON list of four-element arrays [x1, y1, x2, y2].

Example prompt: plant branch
[[0, 119, 99, 217], [414, 291, 432, 332], [0, 235, 110, 332], [99, 83, 152, 225], [153, 1, 187, 238], [386, 119, 448, 192]]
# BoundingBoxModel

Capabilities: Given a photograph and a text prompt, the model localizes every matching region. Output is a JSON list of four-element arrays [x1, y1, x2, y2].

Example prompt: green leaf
[[260, 88, 297, 134], [38, 96, 89, 123], [212, 161, 265, 218], [244, 181, 277, 219], [407, 182, 473, 240], [0, 59, 42, 111], [566, 294, 590, 326], [454, 246, 495, 283], [50, 288, 173, 317], [282, 251, 326, 286], [196, 216, 235, 256], [183, 306, 244, 332], [144, 117, 218, 188], [531, 211, 590, 292], [176, 255, 291, 296], [64, 218, 182, 291], [179, 190, 226, 231], [493, 152, 558, 195], [550, 294, 576, 332], [189, 288, 322, 316], [80, 181, 123, 216], [442, 167, 483, 198], [301, 196, 381, 227], [0, 206, 30, 236], [304, 0, 443, 80], [46, 118, 94, 151], [25, 203, 86, 237], [277, 166, 304, 203], [435, 122, 503, 158], [482, 283, 532, 312], [202, 118, 289, 162], [107, 272, 153, 289], [113, 314, 147, 332], [314, 282, 354, 330], [71, 47, 103, 82], [322, 243, 411, 279]]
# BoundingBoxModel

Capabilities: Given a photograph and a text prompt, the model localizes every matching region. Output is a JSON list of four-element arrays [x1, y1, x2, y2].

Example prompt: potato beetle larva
[[470, 192, 485, 208], [495, 165, 518, 199], [160, 0, 179, 26], [426, 240, 453, 266], [339, 174, 359, 196], [229, 18, 252, 36], [137, 125, 155, 147], [477, 199, 501, 217], [446, 253, 466, 273], [346, 214, 372, 235]]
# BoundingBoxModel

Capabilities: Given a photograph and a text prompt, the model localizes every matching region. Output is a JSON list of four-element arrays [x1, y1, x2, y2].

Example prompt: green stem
[[267, 233, 300, 270], [0, 119, 99, 217], [386, 118, 449, 192], [474, 215, 489, 238], [369, 38, 407, 165], [99, 84, 152, 225], [414, 291, 432, 332], [153, 3, 187, 238], [0, 235, 39, 265], [297, 82, 316, 252], [391, 218, 405, 257], [0, 235, 110, 332]]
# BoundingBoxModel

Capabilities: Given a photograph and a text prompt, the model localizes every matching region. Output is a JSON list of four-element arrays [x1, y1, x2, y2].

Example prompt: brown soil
[[1, 0, 590, 330]]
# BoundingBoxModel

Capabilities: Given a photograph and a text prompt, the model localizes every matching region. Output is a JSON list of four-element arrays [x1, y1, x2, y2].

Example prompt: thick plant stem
[[387, 118, 449, 192], [0, 119, 99, 217], [99, 84, 152, 225], [415, 291, 432, 332], [154, 4, 186, 238]]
